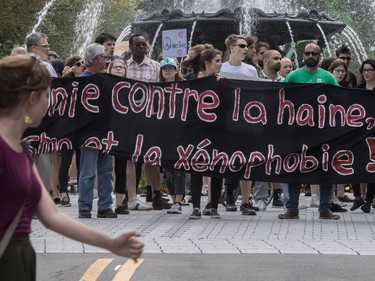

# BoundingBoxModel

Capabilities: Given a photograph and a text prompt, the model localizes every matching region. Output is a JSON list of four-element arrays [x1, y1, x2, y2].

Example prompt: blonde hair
[[0, 54, 50, 116], [107, 59, 127, 77]]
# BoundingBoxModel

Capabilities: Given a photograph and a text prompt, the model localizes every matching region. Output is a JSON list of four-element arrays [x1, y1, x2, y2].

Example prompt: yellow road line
[[112, 259, 144, 281], [79, 258, 113, 281]]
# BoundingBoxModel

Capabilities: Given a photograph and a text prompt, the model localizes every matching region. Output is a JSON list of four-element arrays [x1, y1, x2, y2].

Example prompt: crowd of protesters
[[5, 31, 375, 223]]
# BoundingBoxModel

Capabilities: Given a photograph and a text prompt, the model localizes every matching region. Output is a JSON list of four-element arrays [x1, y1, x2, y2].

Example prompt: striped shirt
[[126, 56, 160, 82]]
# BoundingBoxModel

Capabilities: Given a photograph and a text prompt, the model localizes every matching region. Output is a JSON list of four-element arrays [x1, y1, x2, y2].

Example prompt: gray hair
[[83, 43, 105, 66], [25, 32, 48, 52]]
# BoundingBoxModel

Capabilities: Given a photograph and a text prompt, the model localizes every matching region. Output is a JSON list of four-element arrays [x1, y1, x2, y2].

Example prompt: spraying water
[[148, 23, 164, 58], [285, 20, 299, 69], [117, 24, 132, 42], [343, 26, 367, 61], [316, 23, 332, 57], [71, 0, 103, 56], [31, 0, 56, 33], [187, 20, 197, 53]]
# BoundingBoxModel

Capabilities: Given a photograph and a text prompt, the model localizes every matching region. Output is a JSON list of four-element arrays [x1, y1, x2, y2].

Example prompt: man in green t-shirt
[[279, 43, 340, 221]]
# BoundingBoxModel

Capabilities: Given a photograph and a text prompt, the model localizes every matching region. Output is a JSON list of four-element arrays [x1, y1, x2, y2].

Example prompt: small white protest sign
[[162, 29, 187, 58]]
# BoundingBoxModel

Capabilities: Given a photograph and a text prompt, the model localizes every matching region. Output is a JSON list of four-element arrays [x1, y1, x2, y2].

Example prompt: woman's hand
[[108, 231, 144, 261]]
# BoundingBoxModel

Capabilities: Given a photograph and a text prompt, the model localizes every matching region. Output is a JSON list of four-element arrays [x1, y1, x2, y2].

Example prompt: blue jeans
[[286, 183, 332, 213], [78, 148, 113, 212]]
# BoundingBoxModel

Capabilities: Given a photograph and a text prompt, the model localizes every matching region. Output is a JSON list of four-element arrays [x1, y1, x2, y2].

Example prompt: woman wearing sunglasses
[[62, 56, 85, 78], [57, 56, 85, 207]]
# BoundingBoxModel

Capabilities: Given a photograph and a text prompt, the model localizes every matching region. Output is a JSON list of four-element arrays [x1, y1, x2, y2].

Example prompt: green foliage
[[0, 0, 143, 59]]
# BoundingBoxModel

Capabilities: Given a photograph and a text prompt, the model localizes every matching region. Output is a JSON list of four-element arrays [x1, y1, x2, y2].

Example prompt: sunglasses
[[75, 60, 84, 67], [233, 44, 248, 49], [304, 51, 320, 56], [135, 42, 147, 47], [36, 44, 50, 49], [339, 56, 351, 61]]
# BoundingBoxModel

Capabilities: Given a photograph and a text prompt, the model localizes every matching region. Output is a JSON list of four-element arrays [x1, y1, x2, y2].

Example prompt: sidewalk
[[31, 193, 375, 255]]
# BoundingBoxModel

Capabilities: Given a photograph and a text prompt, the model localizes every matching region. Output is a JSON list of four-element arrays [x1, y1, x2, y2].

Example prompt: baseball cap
[[160, 57, 177, 68]]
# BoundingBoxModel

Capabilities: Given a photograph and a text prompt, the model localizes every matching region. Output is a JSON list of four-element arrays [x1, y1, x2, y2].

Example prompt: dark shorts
[[0, 234, 36, 281]]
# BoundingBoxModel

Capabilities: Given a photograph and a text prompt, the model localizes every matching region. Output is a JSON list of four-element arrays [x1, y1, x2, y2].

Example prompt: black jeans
[[58, 149, 80, 193], [114, 157, 142, 194], [190, 174, 221, 209]]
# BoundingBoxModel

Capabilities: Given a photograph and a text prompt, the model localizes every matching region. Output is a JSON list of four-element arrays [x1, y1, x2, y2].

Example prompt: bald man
[[279, 57, 293, 78]]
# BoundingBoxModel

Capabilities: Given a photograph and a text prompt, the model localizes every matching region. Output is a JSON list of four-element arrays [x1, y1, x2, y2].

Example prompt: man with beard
[[278, 43, 340, 220], [252, 50, 285, 211], [282, 43, 338, 85], [261, 50, 284, 81]]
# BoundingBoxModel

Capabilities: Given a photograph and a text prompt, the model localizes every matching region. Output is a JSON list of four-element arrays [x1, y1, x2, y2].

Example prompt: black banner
[[25, 73, 375, 183]]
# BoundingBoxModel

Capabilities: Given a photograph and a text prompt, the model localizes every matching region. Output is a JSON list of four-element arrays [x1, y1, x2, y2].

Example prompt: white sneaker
[[310, 196, 320, 208], [128, 199, 153, 211], [254, 200, 267, 211], [170, 203, 182, 214], [201, 185, 208, 196]]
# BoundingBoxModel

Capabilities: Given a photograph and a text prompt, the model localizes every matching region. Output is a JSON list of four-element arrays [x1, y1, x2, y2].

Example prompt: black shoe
[[361, 202, 371, 213], [225, 197, 237, 211], [97, 208, 117, 218], [350, 199, 365, 211], [60, 196, 71, 207], [210, 208, 221, 219], [240, 203, 257, 215], [53, 197, 61, 204], [338, 195, 354, 202], [189, 208, 202, 219], [272, 197, 284, 208], [331, 203, 347, 212], [115, 206, 129, 215]]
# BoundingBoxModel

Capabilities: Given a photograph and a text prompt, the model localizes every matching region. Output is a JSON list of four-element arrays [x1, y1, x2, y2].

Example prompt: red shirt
[[0, 137, 42, 235]]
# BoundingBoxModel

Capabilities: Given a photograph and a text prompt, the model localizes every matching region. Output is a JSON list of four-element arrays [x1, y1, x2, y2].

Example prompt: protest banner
[[25, 74, 375, 183]]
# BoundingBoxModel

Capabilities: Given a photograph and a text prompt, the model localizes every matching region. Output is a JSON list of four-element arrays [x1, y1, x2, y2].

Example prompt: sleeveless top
[[0, 137, 42, 235]]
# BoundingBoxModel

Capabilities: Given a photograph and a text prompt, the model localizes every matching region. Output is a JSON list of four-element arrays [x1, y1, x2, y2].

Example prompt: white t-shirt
[[220, 62, 258, 78]]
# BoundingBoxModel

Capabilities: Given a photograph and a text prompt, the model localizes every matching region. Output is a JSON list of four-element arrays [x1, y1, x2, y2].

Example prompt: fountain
[[70, 0, 103, 56], [31, 0, 56, 33], [131, 8, 346, 61]]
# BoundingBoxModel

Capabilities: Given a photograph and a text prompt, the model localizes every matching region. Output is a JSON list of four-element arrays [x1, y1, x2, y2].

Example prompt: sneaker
[[338, 195, 354, 202], [189, 208, 202, 219], [128, 199, 153, 211], [97, 208, 117, 218], [78, 210, 91, 218], [331, 203, 347, 212], [53, 197, 61, 204], [153, 197, 171, 210], [115, 206, 129, 215], [210, 208, 221, 219], [60, 197, 71, 207], [310, 196, 320, 208], [225, 197, 237, 211], [361, 202, 371, 213], [202, 205, 212, 216], [240, 203, 257, 215], [278, 209, 299, 219], [272, 197, 284, 208], [254, 200, 267, 211], [170, 203, 182, 214], [201, 184, 208, 196], [350, 199, 365, 211], [319, 209, 340, 220]]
